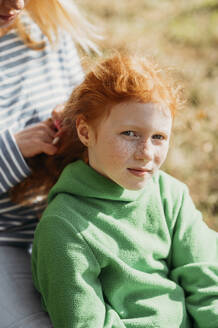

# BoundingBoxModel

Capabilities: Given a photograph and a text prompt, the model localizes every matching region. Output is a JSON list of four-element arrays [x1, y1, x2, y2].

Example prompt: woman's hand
[[14, 118, 58, 158], [14, 104, 65, 158], [51, 104, 65, 145]]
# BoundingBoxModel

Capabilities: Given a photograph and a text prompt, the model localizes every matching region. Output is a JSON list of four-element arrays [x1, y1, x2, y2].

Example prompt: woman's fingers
[[51, 104, 66, 145], [39, 141, 58, 156], [14, 104, 66, 158], [14, 121, 59, 158], [52, 104, 65, 121], [52, 136, 60, 145]]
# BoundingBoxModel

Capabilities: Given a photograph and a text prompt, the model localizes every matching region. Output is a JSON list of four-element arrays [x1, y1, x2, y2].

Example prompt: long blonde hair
[[15, 0, 100, 52]]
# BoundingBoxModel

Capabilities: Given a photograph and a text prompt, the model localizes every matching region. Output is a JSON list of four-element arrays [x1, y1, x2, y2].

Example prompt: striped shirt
[[0, 17, 84, 246]]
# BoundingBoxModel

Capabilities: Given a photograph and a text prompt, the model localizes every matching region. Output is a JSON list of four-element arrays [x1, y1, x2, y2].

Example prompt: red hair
[[11, 54, 182, 205]]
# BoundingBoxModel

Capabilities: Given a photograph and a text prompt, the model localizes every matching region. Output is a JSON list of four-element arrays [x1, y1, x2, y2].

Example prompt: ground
[[77, 0, 218, 230]]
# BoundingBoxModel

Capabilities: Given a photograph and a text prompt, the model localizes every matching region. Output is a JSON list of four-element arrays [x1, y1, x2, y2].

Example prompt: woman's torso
[[0, 17, 84, 246]]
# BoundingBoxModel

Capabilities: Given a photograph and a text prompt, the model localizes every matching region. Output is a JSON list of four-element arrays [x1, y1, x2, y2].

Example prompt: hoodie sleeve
[[32, 214, 126, 328], [0, 129, 31, 194], [169, 186, 218, 327]]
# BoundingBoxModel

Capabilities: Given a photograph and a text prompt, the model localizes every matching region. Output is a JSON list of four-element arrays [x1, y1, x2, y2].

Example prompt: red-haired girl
[[31, 55, 218, 328]]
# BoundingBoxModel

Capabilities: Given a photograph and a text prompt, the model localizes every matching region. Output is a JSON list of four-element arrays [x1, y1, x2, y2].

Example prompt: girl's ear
[[76, 115, 93, 147]]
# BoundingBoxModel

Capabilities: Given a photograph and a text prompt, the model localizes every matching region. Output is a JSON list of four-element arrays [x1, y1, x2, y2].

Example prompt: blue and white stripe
[[0, 18, 84, 246]]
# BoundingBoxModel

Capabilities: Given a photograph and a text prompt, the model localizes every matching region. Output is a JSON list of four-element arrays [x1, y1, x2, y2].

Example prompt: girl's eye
[[152, 134, 165, 140], [121, 131, 137, 137]]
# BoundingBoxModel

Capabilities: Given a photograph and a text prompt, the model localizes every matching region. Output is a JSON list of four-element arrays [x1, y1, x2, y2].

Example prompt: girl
[[0, 0, 98, 326], [31, 54, 218, 327]]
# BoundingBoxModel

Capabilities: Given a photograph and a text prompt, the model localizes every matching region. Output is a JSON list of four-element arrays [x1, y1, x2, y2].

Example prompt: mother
[[0, 0, 97, 326]]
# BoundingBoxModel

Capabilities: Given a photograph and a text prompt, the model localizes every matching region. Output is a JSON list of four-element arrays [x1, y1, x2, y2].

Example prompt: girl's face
[[0, 0, 28, 28], [78, 101, 172, 190]]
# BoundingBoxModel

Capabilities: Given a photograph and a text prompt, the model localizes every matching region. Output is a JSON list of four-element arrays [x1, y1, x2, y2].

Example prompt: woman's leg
[[0, 246, 52, 328]]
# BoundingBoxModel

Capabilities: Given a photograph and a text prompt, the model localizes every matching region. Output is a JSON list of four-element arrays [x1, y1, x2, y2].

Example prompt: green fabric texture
[[32, 160, 218, 328]]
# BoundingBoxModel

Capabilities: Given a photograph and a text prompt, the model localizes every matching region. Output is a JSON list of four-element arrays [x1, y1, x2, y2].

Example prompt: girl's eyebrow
[[119, 124, 170, 134]]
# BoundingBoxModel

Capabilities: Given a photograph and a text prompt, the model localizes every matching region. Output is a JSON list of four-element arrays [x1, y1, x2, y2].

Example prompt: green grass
[[168, 2, 218, 47]]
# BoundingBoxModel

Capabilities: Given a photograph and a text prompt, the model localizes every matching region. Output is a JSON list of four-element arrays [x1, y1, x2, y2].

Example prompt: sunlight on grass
[[77, 0, 218, 230], [168, 5, 218, 46]]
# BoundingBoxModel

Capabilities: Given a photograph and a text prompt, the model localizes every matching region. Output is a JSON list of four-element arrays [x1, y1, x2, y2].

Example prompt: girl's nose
[[5, 0, 25, 10], [135, 140, 153, 161]]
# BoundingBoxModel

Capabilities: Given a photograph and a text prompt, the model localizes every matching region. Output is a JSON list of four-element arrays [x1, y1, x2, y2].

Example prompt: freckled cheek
[[154, 145, 169, 166], [105, 139, 134, 164]]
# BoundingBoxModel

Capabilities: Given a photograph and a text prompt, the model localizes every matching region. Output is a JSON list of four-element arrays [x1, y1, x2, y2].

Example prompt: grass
[[77, 0, 218, 231]]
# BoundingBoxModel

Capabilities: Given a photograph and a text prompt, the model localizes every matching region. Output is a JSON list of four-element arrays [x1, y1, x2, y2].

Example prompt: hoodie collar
[[48, 160, 154, 203]]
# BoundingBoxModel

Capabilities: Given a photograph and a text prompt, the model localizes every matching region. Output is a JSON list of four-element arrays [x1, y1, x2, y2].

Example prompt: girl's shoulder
[[153, 170, 189, 214], [153, 170, 188, 195], [152, 170, 200, 233]]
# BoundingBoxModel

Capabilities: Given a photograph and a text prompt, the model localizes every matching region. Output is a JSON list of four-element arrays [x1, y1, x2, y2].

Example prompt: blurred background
[[77, 0, 218, 231]]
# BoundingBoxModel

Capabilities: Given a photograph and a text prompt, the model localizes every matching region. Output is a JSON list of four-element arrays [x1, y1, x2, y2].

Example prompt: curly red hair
[[11, 54, 182, 205]]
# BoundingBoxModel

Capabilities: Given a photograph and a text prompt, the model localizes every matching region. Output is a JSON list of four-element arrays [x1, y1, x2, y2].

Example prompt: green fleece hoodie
[[32, 160, 218, 328]]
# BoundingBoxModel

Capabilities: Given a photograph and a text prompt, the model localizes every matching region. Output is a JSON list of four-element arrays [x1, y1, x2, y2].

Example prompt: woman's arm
[[0, 129, 31, 194], [169, 187, 218, 327], [0, 119, 57, 195], [14, 119, 57, 158], [32, 214, 125, 328]]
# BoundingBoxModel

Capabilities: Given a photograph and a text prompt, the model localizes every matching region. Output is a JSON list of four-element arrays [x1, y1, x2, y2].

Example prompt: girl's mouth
[[127, 168, 152, 177]]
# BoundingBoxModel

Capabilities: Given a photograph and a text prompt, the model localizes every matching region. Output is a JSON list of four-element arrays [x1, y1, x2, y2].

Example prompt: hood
[[48, 160, 152, 203]]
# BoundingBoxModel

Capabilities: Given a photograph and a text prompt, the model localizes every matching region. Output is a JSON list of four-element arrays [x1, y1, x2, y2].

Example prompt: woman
[[0, 0, 98, 326]]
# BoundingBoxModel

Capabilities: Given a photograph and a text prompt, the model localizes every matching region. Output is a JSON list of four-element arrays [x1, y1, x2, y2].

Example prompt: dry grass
[[77, 0, 218, 230]]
